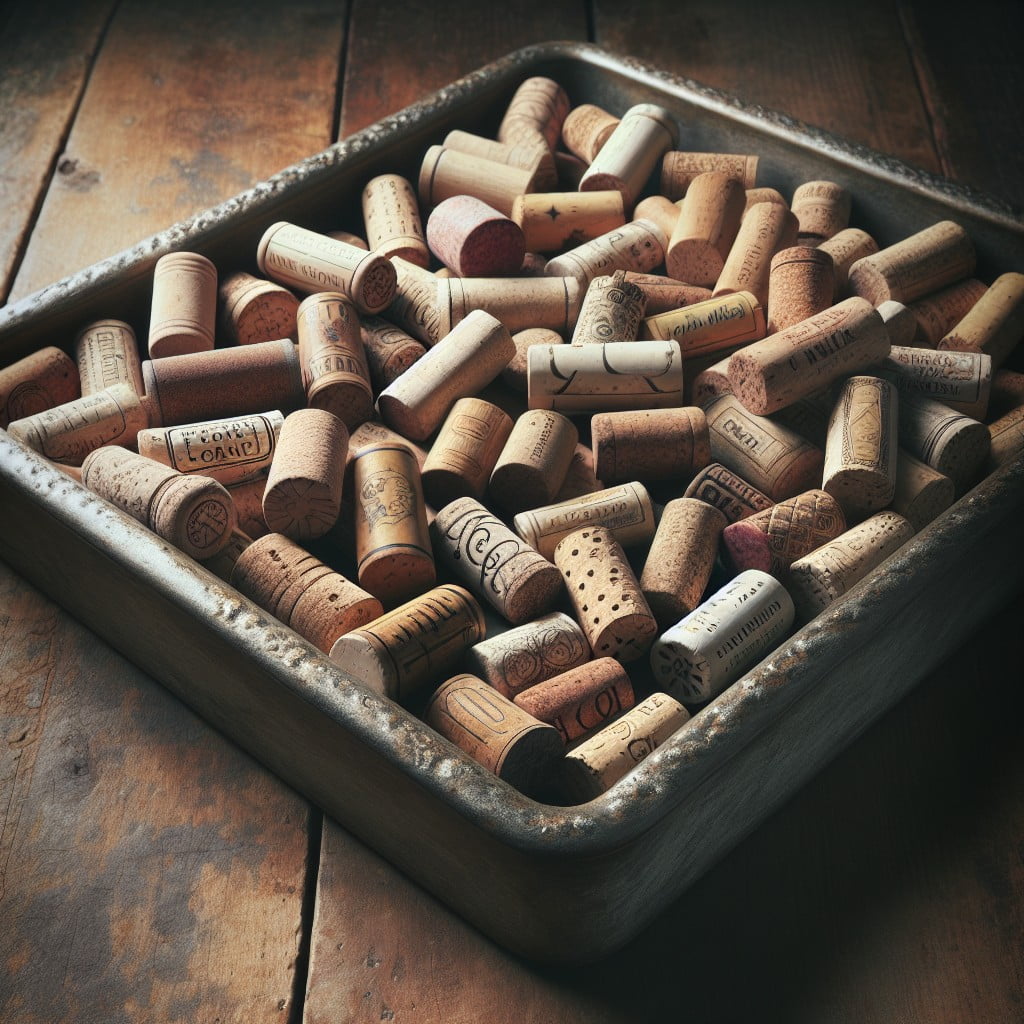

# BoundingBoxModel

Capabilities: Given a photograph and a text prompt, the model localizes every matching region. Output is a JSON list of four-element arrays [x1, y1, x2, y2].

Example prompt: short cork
[[218, 271, 299, 346], [148, 251, 217, 359], [765, 245, 836, 334], [489, 409, 578, 513], [0, 346, 80, 429], [425, 195, 526, 277], [665, 172, 746, 287]]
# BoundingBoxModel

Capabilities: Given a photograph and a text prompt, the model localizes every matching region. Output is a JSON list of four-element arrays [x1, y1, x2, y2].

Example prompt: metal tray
[[1, 42, 1022, 963]]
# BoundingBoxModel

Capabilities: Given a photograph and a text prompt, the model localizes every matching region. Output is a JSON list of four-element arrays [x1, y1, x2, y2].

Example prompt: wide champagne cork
[[847, 220, 975, 306], [377, 309, 515, 441], [328, 584, 485, 702], [790, 180, 851, 242], [882, 345, 992, 419], [430, 497, 563, 625], [889, 448, 955, 530], [498, 76, 570, 152], [712, 202, 799, 306], [359, 316, 426, 391], [633, 195, 682, 241], [7, 382, 148, 465], [420, 397, 514, 508], [561, 103, 620, 162], [543, 219, 667, 285], [511, 190, 626, 253], [81, 445, 236, 560], [822, 375, 899, 520], [787, 510, 916, 622], [660, 151, 759, 200], [443, 129, 557, 191], [137, 409, 284, 485], [147, 251, 217, 359], [554, 442, 605, 501], [75, 319, 144, 396], [987, 405, 1024, 473], [765, 246, 836, 333], [417, 145, 535, 218], [501, 328, 564, 392], [907, 278, 988, 346], [640, 290, 766, 358], [682, 462, 774, 523], [937, 272, 1024, 370], [513, 481, 657, 559], [640, 497, 727, 627], [231, 532, 382, 652], [665, 172, 747, 286], [553, 525, 658, 662], [649, 569, 795, 704], [257, 221, 397, 314], [817, 228, 879, 299], [561, 692, 690, 802], [360, 173, 430, 268], [990, 368, 1024, 419], [591, 407, 709, 484], [352, 441, 435, 605], [436, 276, 582, 338], [621, 272, 713, 314], [514, 658, 636, 745], [488, 409, 579, 513], [423, 674, 564, 796], [527, 340, 683, 414], [385, 256, 443, 347], [217, 271, 300, 346], [570, 271, 647, 345], [425, 195, 525, 277], [727, 296, 890, 416], [0, 345, 79, 428], [877, 300, 919, 347]]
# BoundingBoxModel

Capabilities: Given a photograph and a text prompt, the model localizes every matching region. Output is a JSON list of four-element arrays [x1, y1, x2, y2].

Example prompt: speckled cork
[[554, 443, 605, 501], [0, 345, 80, 429], [712, 202, 799, 306], [218, 271, 299, 346], [987, 405, 1024, 473], [817, 228, 879, 300], [765, 246, 836, 334], [683, 462, 774, 523], [501, 328, 564, 393], [561, 103, 620, 162], [660, 151, 758, 200], [743, 187, 788, 214], [591, 407, 709, 484], [385, 256, 443, 347], [489, 409, 578, 513], [570, 271, 647, 345], [148, 251, 217, 359], [75, 320, 144, 397], [361, 173, 430, 268], [511, 190, 626, 254], [632, 195, 682, 241], [359, 316, 427, 392], [889, 448, 955, 531], [621, 272, 713, 314], [907, 278, 988, 346], [543, 219, 667, 285], [665, 172, 746, 287], [426, 195, 526, 277], [991, 368, 1024, 419], [790, 180, 851, 242], [937, 272, 1024, 371], [876, 301, 918, 347]]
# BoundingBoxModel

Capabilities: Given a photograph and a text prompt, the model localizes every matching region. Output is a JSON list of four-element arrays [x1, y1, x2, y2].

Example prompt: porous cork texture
[[437, 276, 583, 337], [790, 180, 851, 241], [570, 271, 647, 345], [544, 219, 667, 285], [426, 195, 525, 277], [683, 462, 773, 523], [591, 407, 709, 484], [890, 448, 955, 531], [937, 272, 1024, 371], [622, 272, 712, 314], [712, 201, 798, 306], [489, 409, 578, 512], [908, 278, 988, 345], [883, 346, 992, 420], [0, 346, 80, 429], [418, 145, 535, 218], [218, 271, 299, 346], [501, 328, 564, 393], [359, 316, 427, 391], [75, 320, 144, 396], [361, 173, 430, 268], [665, 172, 746, 287], [148, 252, 217, 359], [765, 246, 836, 334], [818, 228, 879, 299], [498, 76, 570, 152], [443, 129, 558, 191], [561, 103, 620, 162], [660, 151, 758, 200]]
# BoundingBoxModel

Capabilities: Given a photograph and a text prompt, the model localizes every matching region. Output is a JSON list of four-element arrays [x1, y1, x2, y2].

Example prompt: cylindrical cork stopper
[[882, 346, 992, 420], [660, 152, 759, 200], [665, 172, 747, 287], [351, 441, 435, 606], [502, 328, 564, 393], [420, 397, 514, 508], [823, 375, 899, 520], [361, 173, 430, 268], [514, 658, 635, 744], [721, 488, 848, 576], [511, 190, 626, 254], [683, 462, 774, 523], [817, 228, 879, 299], [553, 525, 658, 662], [218, 271, 300, 346], [488, 409, 579, 513], [877, 300, 919, 348], [383, 256, 443, 347], [727, 297, 890, 416], [570, 271, 647, 345], [937, 272, 1024, 371], [743, 187, 788, 213], [377, 309, 515, 441], [561, 103, 621, 162], [890, 448, 955, 530], [622, 272, 713, 314], [640, 497, 727, 627], [425, 195, 526, 277], [561, 692, 690, 802], [555, 442, 604, 501], [436, 275, 583, 337], [0, 345, 80, 428], [649, 569, 795, 704], [790, 180, 851, 242], [423, 674, 564, 797], [766, 245, 836, 333], [231, 532, 383, 652], [262, 408, 347, 540], [787, 511, 916, 622], [443, 129, 557, 191], [988, 405, 1024, 473], [328, 584, 485, 702], [296, 291, 374, 429], [640, 290, 766, 358], [591, 407, 710, 485], [147, 251, 217, 359], [75, 319, 144, 397], [430, 497, 563, 625], [713, 202, 799, 306], [417, 146, 535, 218], [513, 481, 657, 560], [359, 316, 426, 391], [907, 278, 989, 346], [848, 220, 976, 306], [498, 76, 570, 152], [257, 221, 397, 314], [81, 445, 236, 559], [544, 219, 667, 285], [633, 195, 682, 241]]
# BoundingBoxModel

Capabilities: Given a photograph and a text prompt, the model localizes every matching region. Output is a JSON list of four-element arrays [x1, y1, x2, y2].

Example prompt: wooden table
[[2, 3, 1022, 1021]]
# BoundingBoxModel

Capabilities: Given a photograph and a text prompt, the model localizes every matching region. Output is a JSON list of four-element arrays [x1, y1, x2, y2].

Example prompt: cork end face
[[502, 561, 564, 626], [823, 468, 896, 522], [158, 477, 238, 560], [650, 640, 712, 705], [933, 420, 992, 494], [495, 722, 564, 797], [666, 239, 724, 289], [328, 634, 391, 697], [350, 254, 398, 315], [358, 551, 437, 608], [725, 352, 771, 416], [591, 612, 658, 662]]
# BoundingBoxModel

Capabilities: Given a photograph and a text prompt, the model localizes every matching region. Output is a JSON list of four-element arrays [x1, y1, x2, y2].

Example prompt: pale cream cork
[[906, 278, 988, 346], [682, 462, 774, 523], [217, 271, 300, 346], [511, 190, 626, 253], [425, 195, 526, 277], [359, 316, 427, 392], [790, 180, 851, 242], [570, 271, 647, 345], [632, 195, 682, 241], [640, 290, 766, 358], [660, 151, 758, 200], [361, 173, 430, 268], [591, 407, 710, 485], [561, 103, 621, 162], [497, 76, 571, 152], [817, 228, 879, 299], [0, 345, 79, 429], [712, 202, 799, 306], [75, 320, 144, 397], [148, 251, 217, 359], [417, 145, 535, 218], [882, 345, 992, 420], [543, 219, 667, 286], [621, 272, 713, 314], [937, 272, 1024, 371], [489, 408, 579, 513], [501, 328, 565, 393], [889, 448, 955, 531], [385, 256, 443, 347], [443, 129, 557, 191], [765, 245, 836, 334], [665, 172, 747, 287], [435, 276, 583, 337]]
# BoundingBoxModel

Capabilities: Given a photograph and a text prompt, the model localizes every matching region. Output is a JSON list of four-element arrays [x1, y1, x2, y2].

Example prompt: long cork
[[561, 103, 620, 162], [639, 290, 766, 358], [936, 272, 1024, 371], [881, 346, 992, 420], [425, 195, 525, 277], [218, 271, 300, 346], [0, 346, 79, 428], [75, 320, 144, 397], [765, 246, 836, 333], [907, 278, 988, 346], [488, 408, 579, 513], [384, 256, 443, 347], [502, 328, 564, 393], [543, 219, 667, 285], [511, 190, 626, 253], [889, 448, 955, 531], [361, 173, 430, 268], [436, 276, 583, 337], [443, 129, 557, 191], [682, 462, 774, 523], [148, 252, 217, 359], [418, 145, 535, 218], [665, 172, 746, 287], [660, 151, 758, 200], [817, 228, 879, 299], [570, 271, 647, 345], [591, 407, 709, 485], [790, 180, 851, 242], [497, 76, 570, 152], [359, 316, 426, 391], [712, 202, 799, 306]]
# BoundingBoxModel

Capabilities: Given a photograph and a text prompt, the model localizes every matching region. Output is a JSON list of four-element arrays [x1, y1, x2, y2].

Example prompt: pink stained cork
[[425, 195, 526, 278]]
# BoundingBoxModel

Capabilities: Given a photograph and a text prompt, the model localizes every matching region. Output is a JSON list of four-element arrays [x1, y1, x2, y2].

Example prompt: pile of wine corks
[[4, 75, 1024, 806]]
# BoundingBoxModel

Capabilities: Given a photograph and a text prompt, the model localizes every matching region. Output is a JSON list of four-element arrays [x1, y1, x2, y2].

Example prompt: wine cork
[[822, 376, 898, 520], [543, 219, 667, 286], [226, 475, 270, 539], [817, 228, 879, 299], [136, 410, 284, 485], [553, 526, 658, 662], [937, 272, 1024, 370], [425, 195, 525, 277], [513, 481, 657, 560], [990, 368, 1024, 418], [147, 251, 217, 359], [417, 145, 535, 218], [385, 256, 443, 347], [790, 180, 851, 242], [765, 246, 836, 333], [848, 220, 975, 306], [348, 420, 428, 469], [141, 338, 305, 427], [527, 340, 683, 414], [501, 328, 564, 393], [682, 462, 774, 523], [489, 409, 579, 513], [81, 444, 236, 560], [632, 195, 682, 240], [640, 290, 766, 358], [649, 569, 795, 704], [570, 271, 647, 345], [329, 584, 485, 702], [665, 172, 746, 287], [591, 407, 709, 484], [443, 129, 557, 191], [621, 272, 713, 314], [514, 658, 636, 745], [7, 381, 148, 465], [561, 103, 620, 162], [423, 674, 564, 796], [660, 151, 759, 200], [882, 345, 992, 419], [0, 345, 79, 428], [561, 692, 690, 802], [435, 276, 583, 337], [257, 221, 397, 314], [511, 190, 627, 253], [640, 497, 727, 627], [907, 278, 988, 346], [889, 448, 955, 531], [231, 533, 382, 652], [554, 442, 605, 501], [743, 187, 788, 214], [498, 76, 570, 152], [351, 441, 434, 605], [75, 320, 143, 397], [200, 527, 254, 580], [377, 309, 515, 441], [727, 297, 890, 416], [359, 316, 426, 391], [787, 511, 916, 622], [217, 271, 299, 346], [420, 398, 514, 507], [361, 173, 430, 268], [876, 300, 918, 347], [578, 103, 678, 210], [712, 202, 799, 306], [988, 405, 1024, 473]]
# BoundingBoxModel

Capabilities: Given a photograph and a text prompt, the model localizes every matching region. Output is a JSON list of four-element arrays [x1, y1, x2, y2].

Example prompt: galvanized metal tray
[[1, 42, 1022, 962]]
